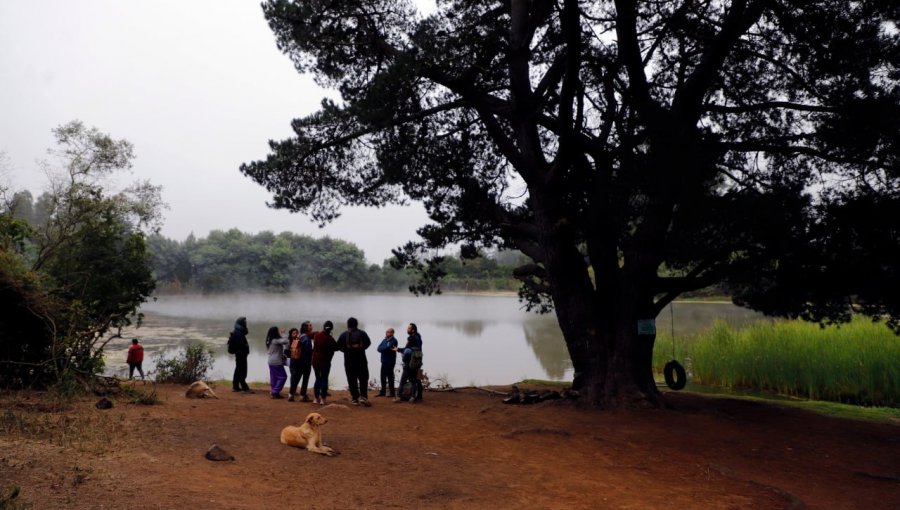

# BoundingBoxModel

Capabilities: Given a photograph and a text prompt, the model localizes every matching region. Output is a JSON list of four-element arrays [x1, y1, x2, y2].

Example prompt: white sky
[[0, 0, 431, 264]]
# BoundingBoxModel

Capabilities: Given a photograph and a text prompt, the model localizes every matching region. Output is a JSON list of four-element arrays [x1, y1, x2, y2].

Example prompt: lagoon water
[[108, 293, 764, 386]]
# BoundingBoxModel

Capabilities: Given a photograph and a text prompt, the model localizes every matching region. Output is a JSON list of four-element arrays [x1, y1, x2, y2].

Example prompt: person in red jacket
[[126, 338, 145, 380]]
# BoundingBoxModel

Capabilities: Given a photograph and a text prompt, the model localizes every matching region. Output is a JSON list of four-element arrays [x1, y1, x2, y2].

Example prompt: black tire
[[664, 360, 687, 390]]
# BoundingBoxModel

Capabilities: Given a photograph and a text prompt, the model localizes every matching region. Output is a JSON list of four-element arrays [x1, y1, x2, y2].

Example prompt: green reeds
[[688, 318, 900, 407]]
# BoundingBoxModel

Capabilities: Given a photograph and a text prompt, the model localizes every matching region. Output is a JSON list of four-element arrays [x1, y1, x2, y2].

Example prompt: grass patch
[[674, 383, 900, 424], [516, 379, 571, 388], [0, 392, 129, 454], [678, 318, 900, 408]]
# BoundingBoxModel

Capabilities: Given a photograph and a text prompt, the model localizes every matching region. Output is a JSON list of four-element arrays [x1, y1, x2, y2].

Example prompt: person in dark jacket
[[376, 328, 399, 397], [336, 317, 372, 406], [311, 320, 338, 405], [230, 317, 252, 392], [288, 322, 314, 402], [395, 323, 423, 403]]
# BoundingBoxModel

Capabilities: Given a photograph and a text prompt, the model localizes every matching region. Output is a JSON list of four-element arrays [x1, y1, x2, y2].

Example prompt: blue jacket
[[377, 336, 399, 365]]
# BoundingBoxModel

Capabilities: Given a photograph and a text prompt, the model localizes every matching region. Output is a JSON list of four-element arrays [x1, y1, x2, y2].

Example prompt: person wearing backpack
[[288, 322, 314, 402], [395, 323, 423, 403], [230, 317, 252, 393], [336, 317, 372, 406]]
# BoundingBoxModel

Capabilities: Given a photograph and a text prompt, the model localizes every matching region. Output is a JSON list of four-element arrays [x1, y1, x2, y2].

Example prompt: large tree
[[242, 0, 899, 406], [0, 121, 162, 387]]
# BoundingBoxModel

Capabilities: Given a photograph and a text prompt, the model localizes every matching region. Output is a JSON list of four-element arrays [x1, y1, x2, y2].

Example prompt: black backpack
[[227, 331, 236, 354]]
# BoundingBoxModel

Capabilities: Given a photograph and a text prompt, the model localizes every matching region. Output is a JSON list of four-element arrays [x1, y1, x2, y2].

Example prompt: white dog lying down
[[185, 381, 219, 399], [280, 412, 335, 456]]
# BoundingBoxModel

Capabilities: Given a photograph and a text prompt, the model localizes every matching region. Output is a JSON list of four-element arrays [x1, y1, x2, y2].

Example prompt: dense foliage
[[688, 319, 900, 407], [153, 344, 215, 384], [147, 229, 521, 293], [243, 0, 899, 406], [0, 122, 161, 389]]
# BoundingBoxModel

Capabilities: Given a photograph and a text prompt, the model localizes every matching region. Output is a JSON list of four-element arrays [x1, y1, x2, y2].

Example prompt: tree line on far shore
[[147, 230, 526, 294]]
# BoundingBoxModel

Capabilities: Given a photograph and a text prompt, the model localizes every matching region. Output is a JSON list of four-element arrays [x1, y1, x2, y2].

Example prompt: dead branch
[[428, 385, 510, 396]]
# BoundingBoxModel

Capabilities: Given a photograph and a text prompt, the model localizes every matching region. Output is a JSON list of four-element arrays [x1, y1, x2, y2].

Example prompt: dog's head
[[305, 412, 327, 428]]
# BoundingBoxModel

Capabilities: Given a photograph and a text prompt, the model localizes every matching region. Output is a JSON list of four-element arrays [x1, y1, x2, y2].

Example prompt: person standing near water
[[396, 323, 423, 402], [336, 317, 372, 406], [126, 338, 145, 380], [288, 322, 313, 402], [376, 328, 399, 397], [266, 326, 289, 399], [230, 317, 252, 393], [312, 320, 337, 405]]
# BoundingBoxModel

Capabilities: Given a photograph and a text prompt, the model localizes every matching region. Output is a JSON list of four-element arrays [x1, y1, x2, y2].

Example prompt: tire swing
[[663, 303, 687, 391], [664, 360, 687, 390]]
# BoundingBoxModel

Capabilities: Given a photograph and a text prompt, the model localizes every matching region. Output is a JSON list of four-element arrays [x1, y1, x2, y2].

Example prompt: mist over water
[[108, 293, 764, 386]]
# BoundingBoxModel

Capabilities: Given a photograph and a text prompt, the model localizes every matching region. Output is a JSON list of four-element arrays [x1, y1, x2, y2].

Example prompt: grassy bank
[[674, 318, 900, 407]]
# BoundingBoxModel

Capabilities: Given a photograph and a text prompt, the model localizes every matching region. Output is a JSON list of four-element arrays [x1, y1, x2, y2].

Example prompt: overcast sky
[[0, 0, 432, 264]]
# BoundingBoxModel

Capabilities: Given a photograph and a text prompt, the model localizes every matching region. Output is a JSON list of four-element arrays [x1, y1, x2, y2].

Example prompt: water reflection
[[522, 318, 571, 380], [434, 320, 486, 337]]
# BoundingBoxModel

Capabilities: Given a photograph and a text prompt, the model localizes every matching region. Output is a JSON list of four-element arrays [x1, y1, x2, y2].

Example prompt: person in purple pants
[[265, 326, 289, 399]]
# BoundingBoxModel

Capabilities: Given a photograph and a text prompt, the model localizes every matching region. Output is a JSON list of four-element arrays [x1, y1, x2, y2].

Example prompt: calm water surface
[[108, 293, 764, 386]]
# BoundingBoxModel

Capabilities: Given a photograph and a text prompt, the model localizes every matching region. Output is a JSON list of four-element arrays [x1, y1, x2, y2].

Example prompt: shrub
[[120, 384, 160, 405], [153, 344, 215, 384]]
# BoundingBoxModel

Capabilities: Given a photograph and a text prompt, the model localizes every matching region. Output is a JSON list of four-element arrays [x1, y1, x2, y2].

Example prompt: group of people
[[229, 316, 425, 405]]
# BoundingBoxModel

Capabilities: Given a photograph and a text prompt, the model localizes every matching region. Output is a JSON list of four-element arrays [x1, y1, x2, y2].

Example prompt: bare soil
[[1, 383, 899, 509]]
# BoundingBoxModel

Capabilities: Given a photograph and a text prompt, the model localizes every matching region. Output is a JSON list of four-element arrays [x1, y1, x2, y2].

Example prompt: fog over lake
[[107, 293, 764, 387]]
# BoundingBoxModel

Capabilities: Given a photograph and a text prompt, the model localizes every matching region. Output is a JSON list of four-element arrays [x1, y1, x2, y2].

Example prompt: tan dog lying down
[[185, 381, 219, 399], [280, 412, 335, 456]]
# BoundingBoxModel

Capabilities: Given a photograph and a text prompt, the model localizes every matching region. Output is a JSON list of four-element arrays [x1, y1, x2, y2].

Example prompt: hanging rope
[[664, 302, 687, 390], [670, 301, 676, 359]]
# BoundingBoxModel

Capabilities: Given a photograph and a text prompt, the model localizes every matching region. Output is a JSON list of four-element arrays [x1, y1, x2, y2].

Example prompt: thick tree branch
[[717, 141, 886, 168], [642, 0, 696, 67], [614, 0, 658, 120], [703, 101, 837, 114], [672, 0, 767, 123], [298, 99, 468, 157], [652, 259, 730, 314]]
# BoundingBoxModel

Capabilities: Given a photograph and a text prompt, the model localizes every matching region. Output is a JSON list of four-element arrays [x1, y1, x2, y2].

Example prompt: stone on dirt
[[204, 444, 234, 462]]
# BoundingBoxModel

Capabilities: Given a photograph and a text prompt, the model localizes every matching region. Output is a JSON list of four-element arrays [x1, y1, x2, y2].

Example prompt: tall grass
[[687, 319, 900, 407]]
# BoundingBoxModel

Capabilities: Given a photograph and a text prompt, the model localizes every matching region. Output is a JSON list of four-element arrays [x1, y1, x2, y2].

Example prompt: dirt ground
[[1, 382, 899, 510]]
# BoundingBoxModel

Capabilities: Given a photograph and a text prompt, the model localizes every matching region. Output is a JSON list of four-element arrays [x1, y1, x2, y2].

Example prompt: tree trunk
[[576, 320, 660, 407], [554, 286, 662, 408]]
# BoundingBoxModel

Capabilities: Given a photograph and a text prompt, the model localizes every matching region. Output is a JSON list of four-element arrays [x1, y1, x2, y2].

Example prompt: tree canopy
[[147, 229, 521, 293], [242, 0, 899, 405]]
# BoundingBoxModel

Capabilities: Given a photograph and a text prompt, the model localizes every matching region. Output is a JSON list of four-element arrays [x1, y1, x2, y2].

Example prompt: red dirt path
[[1, 383, 898, 509]]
